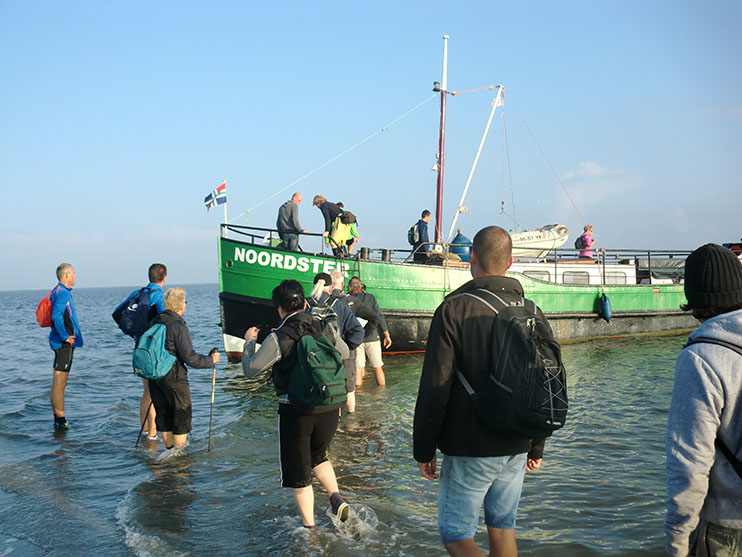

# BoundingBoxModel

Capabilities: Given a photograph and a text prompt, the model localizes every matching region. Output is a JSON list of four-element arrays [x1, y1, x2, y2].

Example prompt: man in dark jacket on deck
[[413, 225, 548, 556]]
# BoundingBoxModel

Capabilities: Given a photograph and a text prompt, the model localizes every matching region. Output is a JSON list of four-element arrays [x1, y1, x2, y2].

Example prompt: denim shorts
[[438, 453, 527, 543]]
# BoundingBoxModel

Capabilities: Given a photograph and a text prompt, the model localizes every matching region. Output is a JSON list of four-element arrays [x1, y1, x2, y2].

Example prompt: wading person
[[310, 272, 366, 412], [241, 280, 351, 526], [48, 263, 83, 431], [665, 243, 742, 557], [414, 226, 558, 556], [147, 287, 220, 453], [112, 263, 167, 440], [276, 192, 307, 251], [348, 276, 392, 387]]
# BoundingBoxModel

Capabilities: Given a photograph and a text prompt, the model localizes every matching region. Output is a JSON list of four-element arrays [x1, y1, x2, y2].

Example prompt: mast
[[433, 35, 449, 244]]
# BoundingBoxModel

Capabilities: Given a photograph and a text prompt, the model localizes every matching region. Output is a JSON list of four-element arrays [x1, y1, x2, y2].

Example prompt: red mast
[[434, 35, 449, 244]]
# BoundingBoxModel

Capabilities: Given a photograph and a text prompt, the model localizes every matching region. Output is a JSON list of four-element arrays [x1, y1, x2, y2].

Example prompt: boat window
[[523, 270, 550, 282], [563, 271, 590, 285], [604, 272, 627, 285]]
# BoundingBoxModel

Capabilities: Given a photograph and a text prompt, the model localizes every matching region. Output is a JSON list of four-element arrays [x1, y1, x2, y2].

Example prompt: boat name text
[[233, 247, 350, 275]]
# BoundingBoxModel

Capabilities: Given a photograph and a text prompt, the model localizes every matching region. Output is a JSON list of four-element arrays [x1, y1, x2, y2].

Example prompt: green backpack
[[288, 334, 346, 414]]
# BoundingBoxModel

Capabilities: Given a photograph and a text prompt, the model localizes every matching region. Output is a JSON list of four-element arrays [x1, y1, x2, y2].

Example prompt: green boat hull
[[219, 236, 695, 353]]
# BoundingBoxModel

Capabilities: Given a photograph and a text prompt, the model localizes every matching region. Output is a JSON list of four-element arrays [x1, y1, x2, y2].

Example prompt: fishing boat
[[217, 37, 696, 360]]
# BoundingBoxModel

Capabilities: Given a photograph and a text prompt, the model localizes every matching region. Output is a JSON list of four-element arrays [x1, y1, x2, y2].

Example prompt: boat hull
[[218, 235, 694, 359]]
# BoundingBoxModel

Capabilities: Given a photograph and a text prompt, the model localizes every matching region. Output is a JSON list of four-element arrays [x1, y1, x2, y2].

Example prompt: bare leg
[[443, 539, 486, 556], [487, 527, 517, 557], [346, 391, 356, 413], [173, 433, 188, 449], [355, 366, 364, 387], [141, 379, 157, 438], [373, 366, 386, 387], [293, 486, 315, 527], [50, 370, 69, 417], [313, 460, 339, 496], [160, 431, 173, 447]]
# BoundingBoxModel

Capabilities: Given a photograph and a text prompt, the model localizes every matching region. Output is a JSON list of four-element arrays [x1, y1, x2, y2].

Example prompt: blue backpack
[[132, 323, 176, 380], [114, 288, 152, 338]]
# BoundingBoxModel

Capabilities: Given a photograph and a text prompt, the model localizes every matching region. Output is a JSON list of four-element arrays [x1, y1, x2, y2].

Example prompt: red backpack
[[36, 290, 54, 327]]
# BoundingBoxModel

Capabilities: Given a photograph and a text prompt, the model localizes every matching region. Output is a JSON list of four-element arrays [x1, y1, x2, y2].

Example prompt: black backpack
[[340, 210, 357, 224], [407, 223, 420, 245], [113, 288, 152, 338], [307, 298, 350, 360], [455, 288, 568, 439], [574, 235, 587, 250]]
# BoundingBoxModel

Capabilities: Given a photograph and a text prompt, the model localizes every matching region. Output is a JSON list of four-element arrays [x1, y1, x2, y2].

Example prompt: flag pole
[[222, 179, 228, 238]]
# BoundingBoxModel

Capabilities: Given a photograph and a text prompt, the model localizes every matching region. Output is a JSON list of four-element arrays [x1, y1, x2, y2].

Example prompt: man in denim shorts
[[413, 226, 549, 556]]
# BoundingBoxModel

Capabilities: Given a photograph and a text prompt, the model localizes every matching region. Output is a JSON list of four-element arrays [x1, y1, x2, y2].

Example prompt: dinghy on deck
[[510, 224, 569, 259]]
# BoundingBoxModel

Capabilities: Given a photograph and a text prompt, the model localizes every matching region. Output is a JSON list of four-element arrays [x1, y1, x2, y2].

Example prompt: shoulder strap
[[716, 438, 742, 481], [684, 336, 742, 480], [685, 337, 742, 356]]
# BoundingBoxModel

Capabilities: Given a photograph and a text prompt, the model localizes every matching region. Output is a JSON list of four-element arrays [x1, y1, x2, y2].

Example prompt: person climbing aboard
[[241, 279, 351, 526]]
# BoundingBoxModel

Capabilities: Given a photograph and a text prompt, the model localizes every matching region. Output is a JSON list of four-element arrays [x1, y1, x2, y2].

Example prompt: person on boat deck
[[665, 243, 742, 557], [578, 224, 596, 259], [413, 210, 432, 263], [147, 288, 220, 451], [336, 202, 360, 255], [48, 263, 83, 432], [348, 276, 393, 388], [312, 194, 342, 244], [112, 263, 167, 441], [309, 271, 367, 412], [276, 192, 307, 252], [240, 279, 351, 526]]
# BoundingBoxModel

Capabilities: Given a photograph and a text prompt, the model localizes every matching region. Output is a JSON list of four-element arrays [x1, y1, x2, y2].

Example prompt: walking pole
[[208, 348, 218, 452], [135, 401, 154, 449]]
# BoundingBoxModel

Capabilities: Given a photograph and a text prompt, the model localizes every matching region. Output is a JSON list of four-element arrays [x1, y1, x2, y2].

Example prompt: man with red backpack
[[48, 263, 83, 432]]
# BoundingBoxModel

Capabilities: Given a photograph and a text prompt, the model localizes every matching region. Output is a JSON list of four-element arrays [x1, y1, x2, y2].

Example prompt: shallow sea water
[[0, 284, 687, 555]]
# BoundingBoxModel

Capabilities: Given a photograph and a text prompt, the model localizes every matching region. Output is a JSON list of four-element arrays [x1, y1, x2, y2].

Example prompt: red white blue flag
[[204, 180, 227, 212]]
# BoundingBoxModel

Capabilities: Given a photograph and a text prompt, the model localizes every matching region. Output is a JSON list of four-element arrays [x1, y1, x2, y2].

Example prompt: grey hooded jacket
[[665, 308, 742, 556]]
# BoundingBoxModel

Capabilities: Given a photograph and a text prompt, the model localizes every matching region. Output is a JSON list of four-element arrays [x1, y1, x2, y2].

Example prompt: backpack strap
[[683, 336, 742, 481]]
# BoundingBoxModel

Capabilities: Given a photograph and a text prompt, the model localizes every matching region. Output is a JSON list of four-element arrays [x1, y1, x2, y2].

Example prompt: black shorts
[[149, 378, 192, 435], [53, 344, 74, 372], [278, 404, 339, 488]]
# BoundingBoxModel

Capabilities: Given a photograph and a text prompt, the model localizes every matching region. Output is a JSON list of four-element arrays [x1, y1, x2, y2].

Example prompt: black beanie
[[683, 243, 742, 308]]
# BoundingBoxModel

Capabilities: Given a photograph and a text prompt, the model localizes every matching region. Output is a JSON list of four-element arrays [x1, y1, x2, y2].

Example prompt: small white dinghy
[[510, 224, 569, 259]]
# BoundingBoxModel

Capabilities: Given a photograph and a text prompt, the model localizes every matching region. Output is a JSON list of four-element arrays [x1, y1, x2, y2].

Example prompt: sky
[[1, 0, 740, 291]]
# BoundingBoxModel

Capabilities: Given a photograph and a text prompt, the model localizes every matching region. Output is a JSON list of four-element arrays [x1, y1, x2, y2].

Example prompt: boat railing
[[528, 247, 692, 284], [220, 224, 690, 281]]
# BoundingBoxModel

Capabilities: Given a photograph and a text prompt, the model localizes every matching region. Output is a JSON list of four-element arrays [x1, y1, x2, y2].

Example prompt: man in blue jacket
[[413, 210, 432, 263], [113, 263, 167, 440], [49, 263, 83, 431]]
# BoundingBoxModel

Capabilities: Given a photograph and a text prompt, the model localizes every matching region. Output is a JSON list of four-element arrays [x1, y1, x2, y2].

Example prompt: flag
[[204, 181, 227, 212]]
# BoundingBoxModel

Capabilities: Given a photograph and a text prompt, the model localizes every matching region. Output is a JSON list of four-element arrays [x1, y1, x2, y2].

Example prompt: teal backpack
[[132, 323, 177, 380], [288, 334, 346, 414]]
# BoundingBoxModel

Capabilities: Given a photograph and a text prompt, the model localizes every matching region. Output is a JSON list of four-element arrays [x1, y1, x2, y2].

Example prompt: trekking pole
[[135, 401, 154, 449], [208, 347, 218, 452]]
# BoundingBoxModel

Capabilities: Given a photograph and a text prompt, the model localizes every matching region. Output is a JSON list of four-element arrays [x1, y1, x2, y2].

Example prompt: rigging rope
[[505, 93, 586, 225], [231, 93, 438, 223]]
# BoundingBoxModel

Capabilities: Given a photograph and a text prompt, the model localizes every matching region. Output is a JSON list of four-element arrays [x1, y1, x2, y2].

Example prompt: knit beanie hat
[[683, 243, 742, 308]]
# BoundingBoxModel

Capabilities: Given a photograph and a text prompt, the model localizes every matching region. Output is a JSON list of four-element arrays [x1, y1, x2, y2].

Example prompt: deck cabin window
[[523, 270, 551, 282], [604, 272, 627, 285], [563, 271, 590, 285]]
